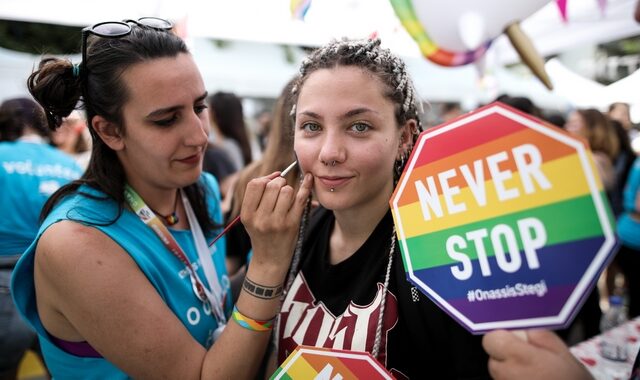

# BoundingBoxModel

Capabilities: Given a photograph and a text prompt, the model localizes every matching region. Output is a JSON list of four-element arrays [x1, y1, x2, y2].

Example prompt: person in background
[[50, 110, 91, 170], [225, 78, 300, 275], [202, 142, 236, 195], [609, 119, 637, 217], [495, 94, 543, 119], [561, 108, 621, 343], [11, 17, 311, 378], [207, 91, 252, 171], [616, 157, 640, 318], [609, 102, 640, 154], [207, 92, 254, 212], [543, 111, 567, 129], [565, 108, 619, 192], [254, 109, 273, 151], [271, 38, 490, 379], [609, 103, 635, 134], [0, 97, 81, 379]]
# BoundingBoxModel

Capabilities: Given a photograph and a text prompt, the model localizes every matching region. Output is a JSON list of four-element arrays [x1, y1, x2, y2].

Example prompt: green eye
[[302, 122, 320, 132], [351, 122, 370, 133]]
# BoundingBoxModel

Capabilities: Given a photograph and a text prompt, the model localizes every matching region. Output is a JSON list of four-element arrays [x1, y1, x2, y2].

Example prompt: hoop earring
[[394, 151, 407, 184]]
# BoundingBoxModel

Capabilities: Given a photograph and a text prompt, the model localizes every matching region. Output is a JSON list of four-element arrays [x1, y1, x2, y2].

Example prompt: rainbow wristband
[[231, 306, 275, 332]]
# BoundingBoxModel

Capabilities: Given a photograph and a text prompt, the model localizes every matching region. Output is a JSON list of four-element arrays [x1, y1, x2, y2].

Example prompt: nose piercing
[[323, 160, 337, 167]]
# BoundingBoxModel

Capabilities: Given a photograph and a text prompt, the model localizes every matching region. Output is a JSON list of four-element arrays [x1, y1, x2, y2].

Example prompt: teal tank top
[[617, 157, 640, 250], [12, 173, 232, 379]]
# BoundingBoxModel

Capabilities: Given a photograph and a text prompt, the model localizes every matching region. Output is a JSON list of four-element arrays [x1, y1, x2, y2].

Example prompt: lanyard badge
[[124, 184, 227, 327]]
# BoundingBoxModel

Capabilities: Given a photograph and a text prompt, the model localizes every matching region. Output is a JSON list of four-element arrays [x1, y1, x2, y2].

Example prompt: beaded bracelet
[[231, 306, 276, 332]]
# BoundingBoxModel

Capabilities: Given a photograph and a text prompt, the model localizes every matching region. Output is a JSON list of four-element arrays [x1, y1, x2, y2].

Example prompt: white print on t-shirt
[[2, 160, 80, 180], [279, 273, 398, 366]]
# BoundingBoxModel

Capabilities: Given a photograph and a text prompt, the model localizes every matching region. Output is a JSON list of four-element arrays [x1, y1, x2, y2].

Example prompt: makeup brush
[[208, 160, 298, 247]]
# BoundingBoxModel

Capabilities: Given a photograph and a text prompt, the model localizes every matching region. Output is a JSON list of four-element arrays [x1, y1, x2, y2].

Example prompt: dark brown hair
[[27, 24, 215, 233], [208, 92, 252, 166], [0, 97, 50, 142]]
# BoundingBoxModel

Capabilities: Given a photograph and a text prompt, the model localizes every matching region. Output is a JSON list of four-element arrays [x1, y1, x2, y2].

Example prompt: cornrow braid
[[292, 37, 423, 145]]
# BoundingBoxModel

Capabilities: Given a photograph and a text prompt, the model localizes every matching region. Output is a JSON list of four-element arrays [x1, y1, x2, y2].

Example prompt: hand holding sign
[[390, 102, 618, 333]]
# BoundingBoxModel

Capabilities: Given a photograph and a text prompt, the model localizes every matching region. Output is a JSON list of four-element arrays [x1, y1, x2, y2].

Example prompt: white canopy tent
[[0, 0, 638, 111], [1, 0, 637, 59], [0, 41, 570, 111], [546, 58, 640, 121]]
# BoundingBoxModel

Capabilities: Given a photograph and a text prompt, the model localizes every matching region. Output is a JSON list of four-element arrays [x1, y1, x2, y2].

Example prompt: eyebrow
[[145, 91, 208, 118], [298, 107, 377, 120]]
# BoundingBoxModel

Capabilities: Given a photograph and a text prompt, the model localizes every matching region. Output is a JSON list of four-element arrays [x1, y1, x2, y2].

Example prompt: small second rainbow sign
[[390, 102, 618, 333], [271, 346, 393, 380]]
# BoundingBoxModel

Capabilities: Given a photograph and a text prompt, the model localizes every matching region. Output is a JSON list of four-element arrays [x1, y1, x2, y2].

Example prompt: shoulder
[[44, 186, 119, 226], [35, 220, 131, 286]]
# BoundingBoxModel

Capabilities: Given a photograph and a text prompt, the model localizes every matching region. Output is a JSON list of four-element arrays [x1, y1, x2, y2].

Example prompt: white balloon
[[412, 0, 552, 52], [458, 11, 486, 50]]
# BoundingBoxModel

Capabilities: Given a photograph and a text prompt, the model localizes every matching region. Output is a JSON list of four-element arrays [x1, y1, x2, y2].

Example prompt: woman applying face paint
[[11, 17, 312, 379]]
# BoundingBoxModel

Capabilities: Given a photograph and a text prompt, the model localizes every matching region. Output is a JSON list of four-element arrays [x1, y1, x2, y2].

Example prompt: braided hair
[[291, 38, 423, 142]]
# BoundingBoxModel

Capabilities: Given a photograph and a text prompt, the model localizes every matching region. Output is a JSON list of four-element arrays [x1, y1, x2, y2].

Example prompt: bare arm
[[35, 172, 313, 379]]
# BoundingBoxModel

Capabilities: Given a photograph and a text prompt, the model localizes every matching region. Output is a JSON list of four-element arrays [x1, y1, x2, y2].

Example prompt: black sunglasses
[[80, 17, 173, 102]]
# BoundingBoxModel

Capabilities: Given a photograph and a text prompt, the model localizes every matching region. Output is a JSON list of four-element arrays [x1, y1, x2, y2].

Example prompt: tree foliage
[[0, 19, 81, 55]]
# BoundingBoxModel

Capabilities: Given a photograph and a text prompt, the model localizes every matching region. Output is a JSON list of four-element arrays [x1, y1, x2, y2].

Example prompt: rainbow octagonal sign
[[390, 102, 618, 334], [271, 346, 393, 380]]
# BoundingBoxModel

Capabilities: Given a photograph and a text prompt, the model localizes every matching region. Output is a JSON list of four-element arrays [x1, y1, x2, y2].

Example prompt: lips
[[177, 153, 201, 165], [317, 175, 352, 189]]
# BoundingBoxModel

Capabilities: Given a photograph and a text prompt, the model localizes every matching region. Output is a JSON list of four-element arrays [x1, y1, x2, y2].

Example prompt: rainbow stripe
[[389, 0, 491, 66], [290, 0, 312, 20], [271, 346, 393, 380], [391, 103, 618, 332]]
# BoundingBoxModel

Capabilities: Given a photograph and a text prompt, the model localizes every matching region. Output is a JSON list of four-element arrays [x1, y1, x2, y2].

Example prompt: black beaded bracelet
[[242, 277, 284, 299]]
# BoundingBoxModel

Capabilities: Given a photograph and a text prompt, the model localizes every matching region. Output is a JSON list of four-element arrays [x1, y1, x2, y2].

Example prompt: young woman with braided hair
[[273, 38, 489, 379]]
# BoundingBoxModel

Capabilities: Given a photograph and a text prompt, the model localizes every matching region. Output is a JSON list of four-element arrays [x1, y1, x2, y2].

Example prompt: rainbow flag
[[391, 103, 617, 332], [271, 346, 393, 380]]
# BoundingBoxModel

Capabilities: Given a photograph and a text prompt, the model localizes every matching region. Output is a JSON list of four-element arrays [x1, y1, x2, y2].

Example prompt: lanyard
[[124, 184, 227, 325]]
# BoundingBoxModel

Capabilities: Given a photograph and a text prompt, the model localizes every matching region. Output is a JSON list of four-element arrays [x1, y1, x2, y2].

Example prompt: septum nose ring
[[324, 160, 336, 167]]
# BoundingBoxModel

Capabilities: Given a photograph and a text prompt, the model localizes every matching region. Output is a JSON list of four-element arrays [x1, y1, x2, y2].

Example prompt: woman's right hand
[[240, 172, 313, 277]]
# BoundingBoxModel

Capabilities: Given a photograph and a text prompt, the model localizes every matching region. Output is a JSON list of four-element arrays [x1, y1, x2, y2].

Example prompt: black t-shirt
[[202, 144, 236, 183], [277, 207, 490, 379]]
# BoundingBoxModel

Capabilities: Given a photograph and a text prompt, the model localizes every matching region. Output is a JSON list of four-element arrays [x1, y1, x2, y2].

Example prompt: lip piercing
[[330, 188, 335, 192]]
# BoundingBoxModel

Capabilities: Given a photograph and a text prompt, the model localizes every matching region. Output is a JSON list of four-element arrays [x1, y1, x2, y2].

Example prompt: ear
[[397, 119, 417, 160], [91, 115, 124, 151]]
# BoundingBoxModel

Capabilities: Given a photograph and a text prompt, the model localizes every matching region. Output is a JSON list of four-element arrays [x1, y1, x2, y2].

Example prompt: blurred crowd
[[2, 79, 640, 378]]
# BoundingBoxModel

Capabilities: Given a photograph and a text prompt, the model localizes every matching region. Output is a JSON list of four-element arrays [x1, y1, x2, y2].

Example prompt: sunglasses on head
[[80, 17, 173, 106], [81, 17, 173, 67]]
